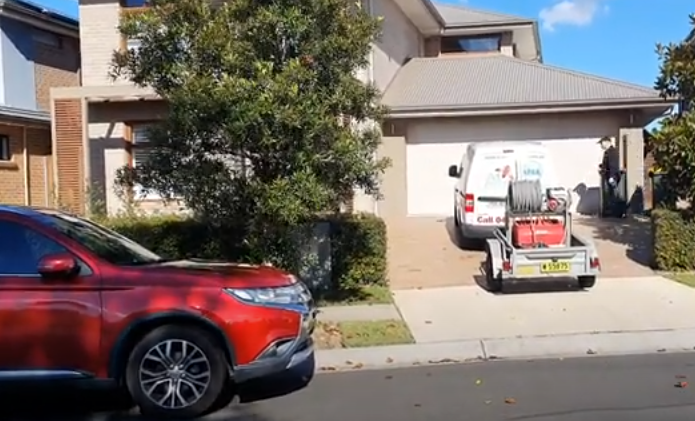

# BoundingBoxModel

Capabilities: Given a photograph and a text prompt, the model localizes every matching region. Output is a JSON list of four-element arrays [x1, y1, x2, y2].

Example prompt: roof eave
[[442, 19, 535, 31], [0, 0, 79, 38], [385, 98, 676, 119], [0, 105, 50, 125], [392, 0, 443, 36]]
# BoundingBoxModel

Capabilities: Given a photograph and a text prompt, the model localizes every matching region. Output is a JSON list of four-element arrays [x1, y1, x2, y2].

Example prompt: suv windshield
[[37, 212, 164, 266]]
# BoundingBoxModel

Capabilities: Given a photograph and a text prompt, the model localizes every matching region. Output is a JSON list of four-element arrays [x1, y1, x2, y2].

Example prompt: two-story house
[[50, 0, 673, 218], [0, 0, 79, 207]]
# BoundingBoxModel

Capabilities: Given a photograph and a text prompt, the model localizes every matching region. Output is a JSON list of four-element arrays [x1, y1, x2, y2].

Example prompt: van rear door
[[465, 149, 516, 226]]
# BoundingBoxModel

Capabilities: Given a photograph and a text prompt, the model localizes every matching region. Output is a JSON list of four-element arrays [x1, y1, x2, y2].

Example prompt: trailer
[[483, 180, 601, 292]]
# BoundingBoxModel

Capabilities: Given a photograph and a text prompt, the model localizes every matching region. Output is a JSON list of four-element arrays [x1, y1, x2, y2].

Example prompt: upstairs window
[[440, 34, 502, 54]]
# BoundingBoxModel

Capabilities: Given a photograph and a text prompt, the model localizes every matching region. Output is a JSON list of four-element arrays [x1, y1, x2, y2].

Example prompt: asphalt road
[[4, 352, 695, 421]]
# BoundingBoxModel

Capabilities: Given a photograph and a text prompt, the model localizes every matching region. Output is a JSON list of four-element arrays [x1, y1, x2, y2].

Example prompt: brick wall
[[34, 36, 80, 111], [0, 125, 25, 205], [0, 124, 53, 206], [79, 2, 125, 86]]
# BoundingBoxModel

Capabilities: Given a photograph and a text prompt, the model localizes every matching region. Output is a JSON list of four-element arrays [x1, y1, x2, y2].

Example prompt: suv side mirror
[[38, 253, 78, 278], [448, 165, 459, 178]]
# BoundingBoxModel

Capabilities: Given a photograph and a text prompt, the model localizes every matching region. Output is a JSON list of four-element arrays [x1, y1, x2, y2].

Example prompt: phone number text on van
[[477, 215, 504, 224]]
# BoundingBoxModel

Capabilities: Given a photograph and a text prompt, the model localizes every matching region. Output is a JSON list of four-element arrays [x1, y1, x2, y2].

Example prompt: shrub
[[101, 213, 388, 293], [651, 208, 695, 270], [326, 213, 388, 291]]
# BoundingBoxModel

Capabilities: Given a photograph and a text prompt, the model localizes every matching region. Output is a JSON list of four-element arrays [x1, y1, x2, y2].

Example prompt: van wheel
[[578, 276, 596, 289], [125, 325, 228, 419]]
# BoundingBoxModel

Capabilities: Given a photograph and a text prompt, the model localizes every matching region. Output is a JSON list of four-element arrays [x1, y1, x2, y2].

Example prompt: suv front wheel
[[125, 325, 228, 419]]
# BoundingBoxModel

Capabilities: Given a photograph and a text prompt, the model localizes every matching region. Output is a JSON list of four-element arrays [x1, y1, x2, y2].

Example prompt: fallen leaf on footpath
[[414, 403, 422, 407], [504, 398, 517, 404], [412, 361, 422, 366], [484, 400, 492, 405], [475, 379, 482, 385], [386, 357, 394, 363], [425, 320, 432, 324], [586, 349, 597, 355], [345, 360, 354, 365], [675, 381, 688, 388], [657, 348, 666, 353], [353, 362, 364, 369], [319, 366, 337, 371]]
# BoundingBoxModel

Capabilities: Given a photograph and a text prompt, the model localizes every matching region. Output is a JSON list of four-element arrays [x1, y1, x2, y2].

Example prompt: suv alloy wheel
[[125, 325, 228, 419]]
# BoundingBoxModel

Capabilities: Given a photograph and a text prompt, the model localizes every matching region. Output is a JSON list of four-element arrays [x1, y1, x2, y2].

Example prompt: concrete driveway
[[386, 215, 654, 290], [387, 217, 483, 290], [394, 275, 695, 344]]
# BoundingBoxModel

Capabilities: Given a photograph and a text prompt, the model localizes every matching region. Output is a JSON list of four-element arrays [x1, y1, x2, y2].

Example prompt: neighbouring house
[[51, 0, 675, 218], [0, 0, 79, 208]]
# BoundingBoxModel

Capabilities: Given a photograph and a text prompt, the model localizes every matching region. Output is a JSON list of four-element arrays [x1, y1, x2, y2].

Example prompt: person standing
[[598, 136, 623, 217]]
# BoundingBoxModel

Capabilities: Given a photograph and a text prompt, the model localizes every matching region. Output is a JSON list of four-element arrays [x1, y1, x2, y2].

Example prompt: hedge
[[651, 208, 695, 270], [101, 213, 387, 293]]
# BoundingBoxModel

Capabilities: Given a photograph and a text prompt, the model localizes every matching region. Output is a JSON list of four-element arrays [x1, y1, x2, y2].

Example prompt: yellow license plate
[[540, 261, 570, 273]]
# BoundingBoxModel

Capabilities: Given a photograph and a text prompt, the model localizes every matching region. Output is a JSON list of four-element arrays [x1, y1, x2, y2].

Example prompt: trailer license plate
[[541, 261, 570, 273]]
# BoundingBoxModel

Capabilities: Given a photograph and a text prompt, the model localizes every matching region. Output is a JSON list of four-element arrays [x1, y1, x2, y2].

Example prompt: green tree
[[651, 14, 695, 207], [111, 0, 388, 265]]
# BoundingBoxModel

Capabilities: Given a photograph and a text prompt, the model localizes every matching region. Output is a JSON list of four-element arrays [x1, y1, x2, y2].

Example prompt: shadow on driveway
[[574, 216, 653, 276]]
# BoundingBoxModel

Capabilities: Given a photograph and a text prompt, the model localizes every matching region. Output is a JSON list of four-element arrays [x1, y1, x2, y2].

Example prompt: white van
[[448, 142, 559, 240]]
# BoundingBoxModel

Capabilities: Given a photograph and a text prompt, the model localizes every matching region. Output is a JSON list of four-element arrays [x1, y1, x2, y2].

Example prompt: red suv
[[0, 205, 316, 419]]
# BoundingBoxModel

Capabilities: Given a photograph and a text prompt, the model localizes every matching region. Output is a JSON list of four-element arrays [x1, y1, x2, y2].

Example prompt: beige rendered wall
[[378, 111, 635, 220], [371, 0, 422, 92], [353, 0, 423, 213], [88, 101, 170, 216]]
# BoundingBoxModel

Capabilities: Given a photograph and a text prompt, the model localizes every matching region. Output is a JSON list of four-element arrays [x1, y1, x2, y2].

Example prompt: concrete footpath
[[315, 276, 695, 371]]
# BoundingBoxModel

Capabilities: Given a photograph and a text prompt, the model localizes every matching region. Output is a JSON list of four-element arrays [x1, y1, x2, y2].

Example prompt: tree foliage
[[110, 0, 387, 233], [651, 14, 695, 207]]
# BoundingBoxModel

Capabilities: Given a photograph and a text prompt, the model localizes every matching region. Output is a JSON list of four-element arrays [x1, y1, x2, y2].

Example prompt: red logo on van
[[477, 215, 504, 224]]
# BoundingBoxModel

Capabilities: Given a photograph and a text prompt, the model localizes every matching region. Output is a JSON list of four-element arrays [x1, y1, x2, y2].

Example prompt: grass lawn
[[665, 273, 695, 287], [312, 319, 414, 349], [315, 285, 393, 307]]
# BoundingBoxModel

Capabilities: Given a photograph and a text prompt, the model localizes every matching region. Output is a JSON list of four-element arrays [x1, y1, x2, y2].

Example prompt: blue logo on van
[[520, 161, 542, 179]]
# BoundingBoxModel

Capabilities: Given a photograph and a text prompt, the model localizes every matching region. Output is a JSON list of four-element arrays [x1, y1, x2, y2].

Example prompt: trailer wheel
[[484, 246, 503, 293], [578, 276, 596, 289]]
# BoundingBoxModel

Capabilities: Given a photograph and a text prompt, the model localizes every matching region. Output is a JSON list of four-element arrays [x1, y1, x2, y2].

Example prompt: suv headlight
[[224, 281, 311, 306]]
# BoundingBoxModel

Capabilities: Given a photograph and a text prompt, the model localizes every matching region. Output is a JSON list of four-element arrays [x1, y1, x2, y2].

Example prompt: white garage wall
[[403, 113, 628, 217]]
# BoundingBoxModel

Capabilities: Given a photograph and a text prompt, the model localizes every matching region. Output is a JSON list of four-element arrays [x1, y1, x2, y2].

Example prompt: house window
[[33, 29, 62, 48], [440, 34, 502, 54], [131, 124, 160, 200], [0, 135, 10, 161], [121, 0, 148, 7], [126, 38, 142, 52]]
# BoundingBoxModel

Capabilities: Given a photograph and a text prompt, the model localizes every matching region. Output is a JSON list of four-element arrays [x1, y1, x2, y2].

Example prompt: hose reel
[[507, 180, 544, 212]]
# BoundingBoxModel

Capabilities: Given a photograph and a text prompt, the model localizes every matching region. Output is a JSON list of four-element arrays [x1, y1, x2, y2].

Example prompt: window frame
[[0, 134, 10, 161], [440, 34, 502, 54], [129, 123, 161, 201]]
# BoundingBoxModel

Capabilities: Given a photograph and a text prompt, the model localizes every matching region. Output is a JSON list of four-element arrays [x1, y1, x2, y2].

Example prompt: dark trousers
[[602, 175, 625, 217]]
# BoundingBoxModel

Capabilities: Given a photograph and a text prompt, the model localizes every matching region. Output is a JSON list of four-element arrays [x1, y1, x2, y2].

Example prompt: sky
[[31, 0, 694, 89]]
